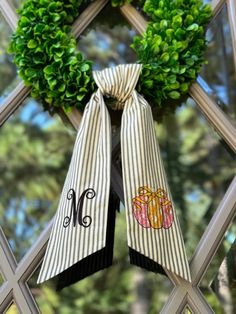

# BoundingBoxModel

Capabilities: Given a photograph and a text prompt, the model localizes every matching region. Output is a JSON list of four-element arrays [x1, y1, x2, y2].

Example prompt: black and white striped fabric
[[38, 64, 191, 288]]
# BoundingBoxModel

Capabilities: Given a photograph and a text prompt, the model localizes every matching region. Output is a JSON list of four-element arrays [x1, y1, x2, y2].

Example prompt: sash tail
[[37, 89, 112, 288], [120, 70, 191, 283], [56, 188, 119, 290]]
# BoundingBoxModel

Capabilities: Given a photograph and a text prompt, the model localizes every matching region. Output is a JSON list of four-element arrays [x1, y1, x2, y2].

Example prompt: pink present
[[159, 198, 173, 229], [132, 195, 151, 228], [132, 186, 174, 230]]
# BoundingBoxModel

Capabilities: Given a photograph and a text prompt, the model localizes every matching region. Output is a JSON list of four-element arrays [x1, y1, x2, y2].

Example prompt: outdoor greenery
[[0, 11, 20, 101], [133, 0, 212, 105], [8, 0, 94, 113], [8, 0, 211, 113], [1, 1, 236, 314]]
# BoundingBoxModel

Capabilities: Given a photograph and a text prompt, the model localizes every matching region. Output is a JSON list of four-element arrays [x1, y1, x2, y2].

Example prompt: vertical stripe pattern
[[38, 64, 191, 285], [120, 84, 191, 282], [38, 89, 111, 283]]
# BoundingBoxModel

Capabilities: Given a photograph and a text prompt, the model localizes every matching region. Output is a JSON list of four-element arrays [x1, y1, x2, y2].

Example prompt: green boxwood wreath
[[8, 0, 212, 114]]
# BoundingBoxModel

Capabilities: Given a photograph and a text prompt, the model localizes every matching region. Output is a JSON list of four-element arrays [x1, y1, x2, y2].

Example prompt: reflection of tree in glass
[[207, 235, 236, 314], [0, 12, 18, 102], [11, 0, 26, 8], [1, 2, 236, 313], [157, 98, 236, 313], [200, 5, 236, 123], [157, 99, 236, 256], [2, 98, 236, 313], [77, 4, 137, 70], [0, 273, 4, 286], [0, 99, 76, 261]]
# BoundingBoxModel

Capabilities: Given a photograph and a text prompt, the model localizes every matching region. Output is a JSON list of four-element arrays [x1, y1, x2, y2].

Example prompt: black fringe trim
[[129, 247, 167, 277]]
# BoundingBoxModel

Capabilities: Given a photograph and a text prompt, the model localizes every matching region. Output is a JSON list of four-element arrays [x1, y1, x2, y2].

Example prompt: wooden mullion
[[0, 0, 18, 30], [227, 0, 236, 73], [212, 0, 226, 18], [190, 81, 236, 154], [72, 0, 109, 39], [119, 4, 146, 34], [0, 82, 30, 127]]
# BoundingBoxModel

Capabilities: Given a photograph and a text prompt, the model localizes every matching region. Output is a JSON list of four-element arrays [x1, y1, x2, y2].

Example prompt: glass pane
[[11, 0, 28, 8], [0, 98, 76, 261], [77, 3, 137, 70], [28, 211, 173, 314], [182, 306, 193, 314], [200, 218, 236, 314], [0, 11, 21, 105], [199, 5, 236, 124], [5, 302, 19, 314], [156, 98, 236, 259], [0, 272, 4, 286], [211, 239, 236, 314]]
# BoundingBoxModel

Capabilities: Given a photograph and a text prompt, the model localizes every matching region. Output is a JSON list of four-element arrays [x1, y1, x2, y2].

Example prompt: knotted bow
[[137, 186, 168, 202], [38, 64, 191, 289]]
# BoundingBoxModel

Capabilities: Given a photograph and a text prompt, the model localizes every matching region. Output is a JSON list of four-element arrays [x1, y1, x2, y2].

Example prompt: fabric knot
[[93, 64, 142, 110]]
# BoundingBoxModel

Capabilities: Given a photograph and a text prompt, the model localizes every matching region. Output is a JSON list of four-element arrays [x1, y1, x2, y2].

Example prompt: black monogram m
[[63, 188, 95, 228]]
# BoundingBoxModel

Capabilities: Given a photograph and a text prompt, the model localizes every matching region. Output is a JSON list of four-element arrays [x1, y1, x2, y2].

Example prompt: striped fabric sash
[[38, 64, 191, 289]]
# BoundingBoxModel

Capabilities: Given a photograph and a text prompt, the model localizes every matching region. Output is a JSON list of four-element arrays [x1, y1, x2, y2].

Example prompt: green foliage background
[[8, 0, 211, 113], [1, 1, 236, 314], [133, 0, 212, 105]]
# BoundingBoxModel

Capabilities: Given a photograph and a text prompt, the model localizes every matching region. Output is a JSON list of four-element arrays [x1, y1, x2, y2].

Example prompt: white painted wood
[[160, 286, 188, 314], [227, 0, 236, 72], [0, 0, 18, 30], [0, 82, 30, 126], [72, 0, 109, 37], [190, 82, 236, 154], [0, 228, 39, 314], [1, 1, 236, 314], [187, 287, 214, 314], [120, 4, 146, 33], [212, 0, 226, 18], [190, 176, 236, 285]]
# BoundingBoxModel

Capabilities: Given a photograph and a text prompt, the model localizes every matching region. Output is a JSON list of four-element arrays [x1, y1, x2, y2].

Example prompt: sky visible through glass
[[1, 1, 236, 313]]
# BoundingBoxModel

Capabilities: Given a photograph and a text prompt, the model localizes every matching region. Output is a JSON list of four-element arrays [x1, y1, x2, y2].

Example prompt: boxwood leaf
[[160, 52, 170, 63], [27, 39, 37, 49], [169, 91, 181, 99], [187, 23, 199, 31], [43, 65, 54, 75], [58, 83, 66, 92], [81, 63, 90, 72]]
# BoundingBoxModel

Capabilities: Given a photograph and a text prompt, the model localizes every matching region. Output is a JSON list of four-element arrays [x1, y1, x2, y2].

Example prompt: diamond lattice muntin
[[0, 0, 236, 313]]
